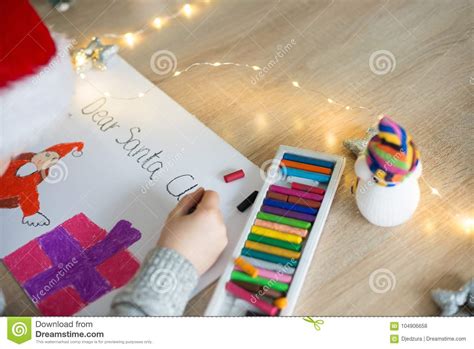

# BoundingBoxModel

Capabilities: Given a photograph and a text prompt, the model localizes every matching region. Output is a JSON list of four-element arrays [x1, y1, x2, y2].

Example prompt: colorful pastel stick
[[241, 248, 297, 267], [245, 310, 267, 316], [269, 184, 323, 202], [256, 212, 311, 229], [224, 169, 245, 183], [245, 241, 301, 259], [248, 233, 301, 251], [291, 182, 326, 195], [286, 176, 321, 187], [254, 219, 308, 237], [231, 271, 289, 292], [251, 225, 303, 243], [273, 297, 288, 309], [235, 266, 292, 283], [283, 153, 334, 169], [233, 280, 283, 298], [281, 159, 332, 175], [255, 212, 311, 230], [234, 257, 258, 277], [242, 256, 296, 275], [257, 267, 292, 284], [225, 282, 279, 316], [262, 205, 316, 223], [237, 191, 259, 212], [266, 191, 289, 202], [245, 310, 268, 317], [263, 198, 318, 215], [287, 196, 321, 209], [282, 167, 331, 183]]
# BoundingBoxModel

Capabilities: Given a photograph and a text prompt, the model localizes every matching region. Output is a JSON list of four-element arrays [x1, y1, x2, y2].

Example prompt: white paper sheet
[[0, 56, 262, 315]]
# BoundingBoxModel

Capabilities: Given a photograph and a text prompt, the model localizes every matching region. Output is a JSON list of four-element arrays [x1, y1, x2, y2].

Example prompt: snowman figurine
[[354, 116, 421, 227]]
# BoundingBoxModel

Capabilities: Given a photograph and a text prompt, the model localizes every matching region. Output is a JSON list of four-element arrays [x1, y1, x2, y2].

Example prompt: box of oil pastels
[[205, 145, 345, 316]]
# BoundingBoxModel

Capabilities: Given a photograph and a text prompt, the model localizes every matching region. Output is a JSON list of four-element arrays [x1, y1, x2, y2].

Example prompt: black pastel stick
[[245, 310, 267, 316], [237, 191, 259, 212]]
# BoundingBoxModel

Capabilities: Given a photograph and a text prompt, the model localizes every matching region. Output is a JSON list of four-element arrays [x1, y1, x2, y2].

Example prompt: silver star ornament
[[72, 37, 119, 73]]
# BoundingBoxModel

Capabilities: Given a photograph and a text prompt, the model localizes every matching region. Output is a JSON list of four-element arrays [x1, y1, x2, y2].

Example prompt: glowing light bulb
[[461, 217, 474, 233], [74, 52, 87, 67], [255, 113, 267, 130], [153, 17, 162, 29], [292, 81, 300, 88], [182, 4, 192, 17], [124, 33, 135, 47], [425, 220, 434, 233], [294, 119, 303, 131], [326, 132, 336, 147]]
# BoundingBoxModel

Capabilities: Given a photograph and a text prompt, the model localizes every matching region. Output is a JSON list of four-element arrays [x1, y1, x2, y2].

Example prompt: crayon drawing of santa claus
[[0, 142, 84, 227]]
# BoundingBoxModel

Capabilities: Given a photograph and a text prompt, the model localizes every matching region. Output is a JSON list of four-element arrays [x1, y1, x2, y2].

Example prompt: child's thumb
[[171, 187, 205, 217], [195, 190, 220, 211]]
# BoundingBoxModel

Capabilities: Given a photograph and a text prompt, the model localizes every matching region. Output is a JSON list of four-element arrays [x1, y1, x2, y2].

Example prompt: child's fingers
[[196, 190, 220, 211], [171, 187, 205, 217]]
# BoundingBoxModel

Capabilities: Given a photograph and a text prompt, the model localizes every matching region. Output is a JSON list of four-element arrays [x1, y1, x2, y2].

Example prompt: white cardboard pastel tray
[[205, 145, 345, 316]]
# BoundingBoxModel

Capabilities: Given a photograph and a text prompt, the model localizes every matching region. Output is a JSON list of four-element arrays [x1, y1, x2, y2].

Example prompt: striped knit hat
[[366, 116, 420, 187]]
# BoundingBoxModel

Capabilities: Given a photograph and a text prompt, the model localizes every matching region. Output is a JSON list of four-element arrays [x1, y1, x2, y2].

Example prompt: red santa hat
[[0, 0, 57, 88], [45, 142, 84, 158], [0, 0, 75, 172]]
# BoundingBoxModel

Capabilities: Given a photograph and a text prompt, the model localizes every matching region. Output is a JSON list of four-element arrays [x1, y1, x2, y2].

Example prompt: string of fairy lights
[[103, 3, 194, 45], [72, 1, 373, 110], [69, 2, 472, 233]]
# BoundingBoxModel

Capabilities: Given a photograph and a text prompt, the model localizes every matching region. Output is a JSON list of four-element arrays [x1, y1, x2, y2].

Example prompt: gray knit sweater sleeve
[[110, 247, 198, 316]]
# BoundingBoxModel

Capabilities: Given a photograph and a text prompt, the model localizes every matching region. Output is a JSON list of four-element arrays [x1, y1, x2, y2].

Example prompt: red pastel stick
[[269, 184, 323, 202], [224, 169, 245, 183], [291, 182, 325, 195], [225, 281, 279, 316]]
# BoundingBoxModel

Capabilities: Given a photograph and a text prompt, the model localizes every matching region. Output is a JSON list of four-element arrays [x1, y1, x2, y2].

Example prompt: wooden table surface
[[1, 0, 472, 316]]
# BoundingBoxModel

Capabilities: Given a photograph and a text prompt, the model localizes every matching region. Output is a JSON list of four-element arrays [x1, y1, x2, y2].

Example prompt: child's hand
[[157, 188, 228, 275]]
